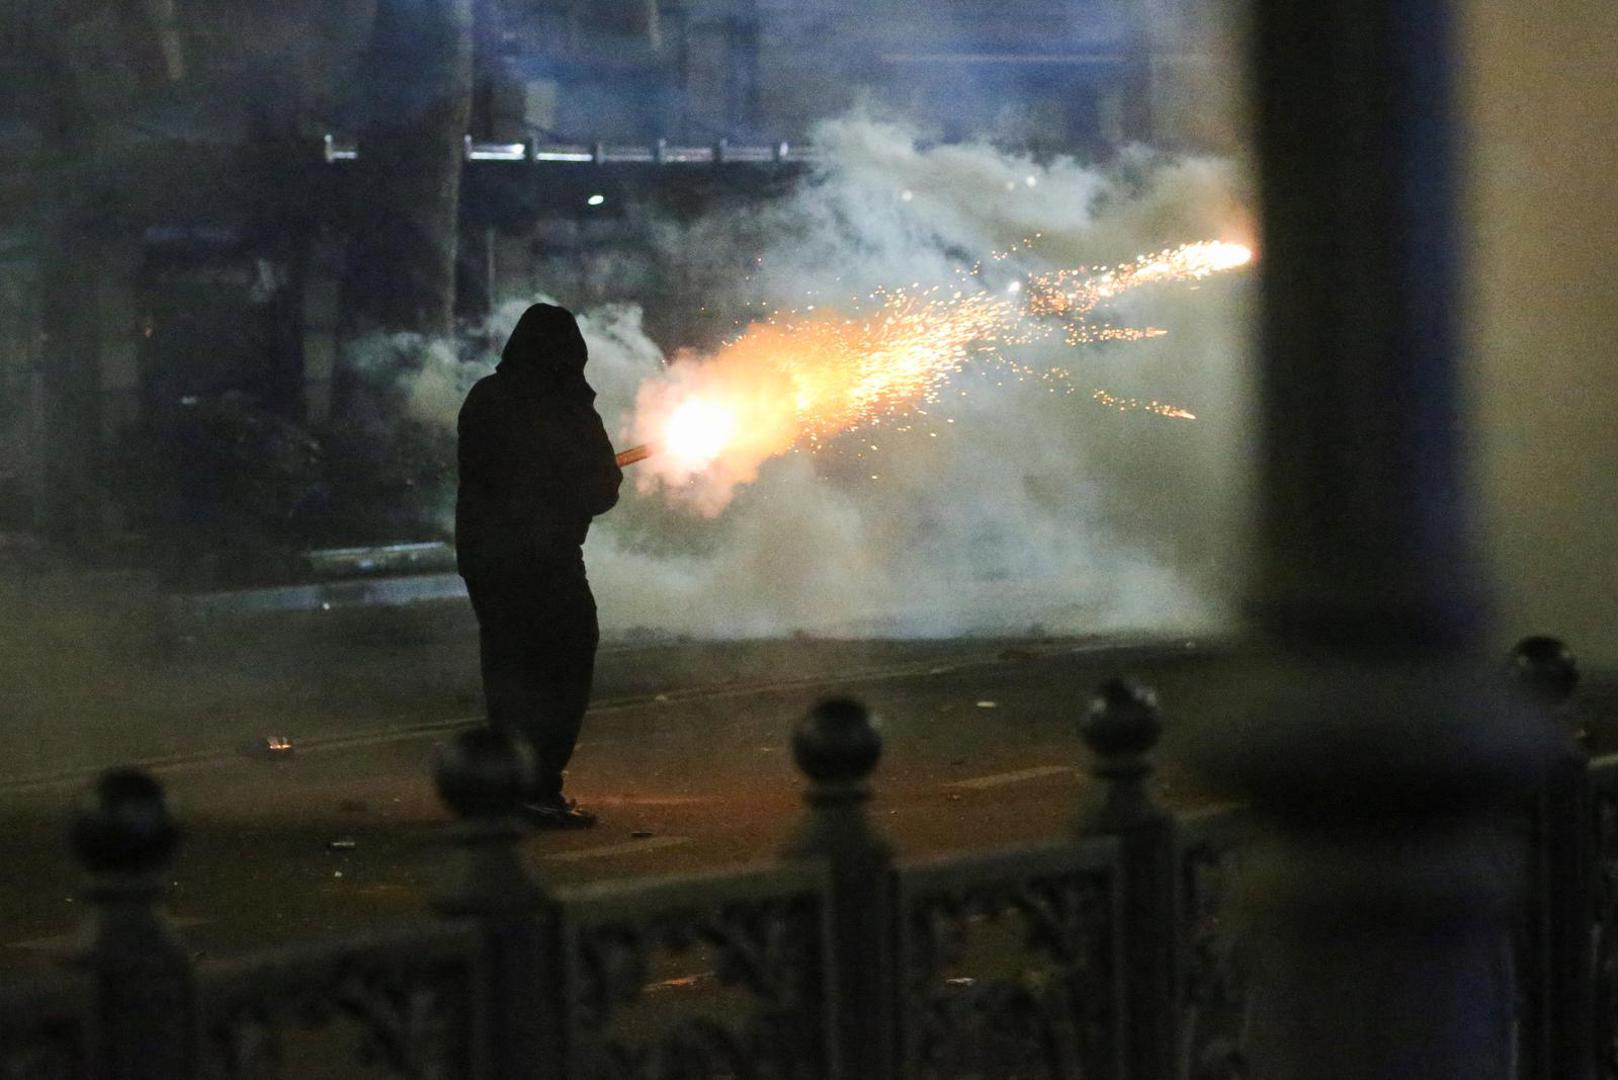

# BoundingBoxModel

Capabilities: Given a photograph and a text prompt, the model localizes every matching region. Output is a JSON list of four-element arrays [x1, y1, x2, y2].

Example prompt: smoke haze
[[379, 114, 1255, 639]]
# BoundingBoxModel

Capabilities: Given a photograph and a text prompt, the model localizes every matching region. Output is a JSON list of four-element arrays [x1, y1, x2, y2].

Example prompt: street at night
[[5, 0, 1618, 1074], [0, 620, 1226, 969]]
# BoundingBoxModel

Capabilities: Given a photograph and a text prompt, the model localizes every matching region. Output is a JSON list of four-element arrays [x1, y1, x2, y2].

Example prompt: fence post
[[1512, 635, 1592, 1080], [1078, 679, 1177, 1080], [434, 727, 558, 1080], [1512, 635, 1584, 745], [70, 769, 194, 1080], [782, 697, 895, 1080]]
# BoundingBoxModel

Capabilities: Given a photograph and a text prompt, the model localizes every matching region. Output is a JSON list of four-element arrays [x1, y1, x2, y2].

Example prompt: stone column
[[1188, 2, 1563, 1078]]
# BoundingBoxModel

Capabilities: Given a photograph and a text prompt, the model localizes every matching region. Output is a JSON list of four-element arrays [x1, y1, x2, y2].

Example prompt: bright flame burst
[[663, 398, 736, 468], [634, 240, 1252, 511]]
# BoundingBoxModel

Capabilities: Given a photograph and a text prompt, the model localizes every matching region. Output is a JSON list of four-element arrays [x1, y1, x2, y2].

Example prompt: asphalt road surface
[[0, 629, 1229, 972]]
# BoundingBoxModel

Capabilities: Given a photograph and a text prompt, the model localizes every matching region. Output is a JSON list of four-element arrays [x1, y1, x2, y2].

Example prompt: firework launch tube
[[615, 443, 654, 467]]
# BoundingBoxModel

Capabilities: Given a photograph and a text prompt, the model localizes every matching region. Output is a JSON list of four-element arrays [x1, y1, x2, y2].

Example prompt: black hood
[[496, 303, 595, 399]]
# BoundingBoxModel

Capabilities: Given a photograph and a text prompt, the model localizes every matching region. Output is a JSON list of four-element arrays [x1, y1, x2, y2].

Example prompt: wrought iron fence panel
[[895, 837, 1123, 1080], [1586, 754, 1618, 1080], [557, 861, 832, 1080], [0, 973, 89, 1080], [1175, 804, 1251, 1080], [196, 922, 480, 1080]]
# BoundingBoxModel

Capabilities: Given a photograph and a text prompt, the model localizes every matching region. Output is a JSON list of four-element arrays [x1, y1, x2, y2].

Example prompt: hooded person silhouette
[[456, 304, 623, 828]]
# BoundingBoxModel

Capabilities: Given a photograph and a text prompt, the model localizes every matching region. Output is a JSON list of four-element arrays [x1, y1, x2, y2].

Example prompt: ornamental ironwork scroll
[[896, 839, 1123, 1080], [1588, 756, 1618, 1080], [1175, 805, 1250, 1080], [559, 862, 832, 1080], [0, 976, 88, 1080], [196, 923, 479, 1080]]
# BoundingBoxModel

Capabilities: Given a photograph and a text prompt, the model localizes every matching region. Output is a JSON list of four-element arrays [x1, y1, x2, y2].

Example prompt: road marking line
[[543, 835, 691, 862], [7, 916, 207, 951], [948, 765, 1074, 790], [585, 794, 707, 806], [0, 636, 1196, 793]]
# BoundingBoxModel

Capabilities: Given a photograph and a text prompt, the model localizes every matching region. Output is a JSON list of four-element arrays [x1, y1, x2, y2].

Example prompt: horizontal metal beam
[[878, 51, 1127, 66], [320, 133, 815, 165]]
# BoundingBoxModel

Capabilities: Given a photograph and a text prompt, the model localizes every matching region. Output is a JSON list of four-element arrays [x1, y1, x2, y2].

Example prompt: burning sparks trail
[[1025, 241, 1254, 319], [1027, 241, 1252, 347], [1091, 389, 1198, 421], [630, 240, 1252, 508]]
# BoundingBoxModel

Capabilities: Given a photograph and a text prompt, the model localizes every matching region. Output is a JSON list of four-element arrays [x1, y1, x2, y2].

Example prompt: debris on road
[[975, 700, 998, 709], [630, 830, 654, 839], [644, 971, 716, 994], [327, 839, 357, 851], [944, 977, 977, 988]]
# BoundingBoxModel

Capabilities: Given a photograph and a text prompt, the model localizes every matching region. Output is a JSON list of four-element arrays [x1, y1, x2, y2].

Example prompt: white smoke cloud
[[394, 114, 1255, 639]]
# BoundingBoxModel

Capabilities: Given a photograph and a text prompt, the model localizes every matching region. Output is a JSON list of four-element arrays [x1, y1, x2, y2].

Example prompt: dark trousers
[[463, 563, 599, 802]]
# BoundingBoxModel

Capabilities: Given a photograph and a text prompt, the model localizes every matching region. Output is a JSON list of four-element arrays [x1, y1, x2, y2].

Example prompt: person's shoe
[[519, 796, 597, 830]]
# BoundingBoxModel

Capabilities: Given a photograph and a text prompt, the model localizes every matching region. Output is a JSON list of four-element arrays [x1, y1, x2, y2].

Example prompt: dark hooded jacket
[[455, 304, 622, 576]]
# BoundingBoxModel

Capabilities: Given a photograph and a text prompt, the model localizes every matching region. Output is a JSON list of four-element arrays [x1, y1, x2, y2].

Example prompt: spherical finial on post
[[1510, 635, 1580, 707], [784, 698, 888, 863], [432, 728, 545, 919], [1078, 679, 1166, 837], [1082, 679, 1163, 766], [70, 770, 194, 1077], [71, 769, 180, 878], [434, 726, 534, 822], [792, 697, 883, 790]]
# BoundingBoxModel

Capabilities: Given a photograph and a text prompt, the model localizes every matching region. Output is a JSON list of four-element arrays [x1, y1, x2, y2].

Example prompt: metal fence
[[0, 651, 1605, 1080]]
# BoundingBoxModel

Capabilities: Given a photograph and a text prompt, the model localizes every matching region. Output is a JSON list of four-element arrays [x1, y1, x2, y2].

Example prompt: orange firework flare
[[1025, 241, 1254, 319], [630, 240, 1251, 509]]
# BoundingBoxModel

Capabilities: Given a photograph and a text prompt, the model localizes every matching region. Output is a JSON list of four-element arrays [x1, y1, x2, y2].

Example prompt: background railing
[[0, 636, 1603, 1080]]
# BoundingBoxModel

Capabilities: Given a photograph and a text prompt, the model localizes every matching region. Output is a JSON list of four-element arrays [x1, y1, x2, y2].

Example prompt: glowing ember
[[632, 240, 1251, 511]]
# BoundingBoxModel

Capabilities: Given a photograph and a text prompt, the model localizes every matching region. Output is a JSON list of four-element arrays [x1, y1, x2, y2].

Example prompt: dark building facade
[[0, 0, 1224, 554]]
